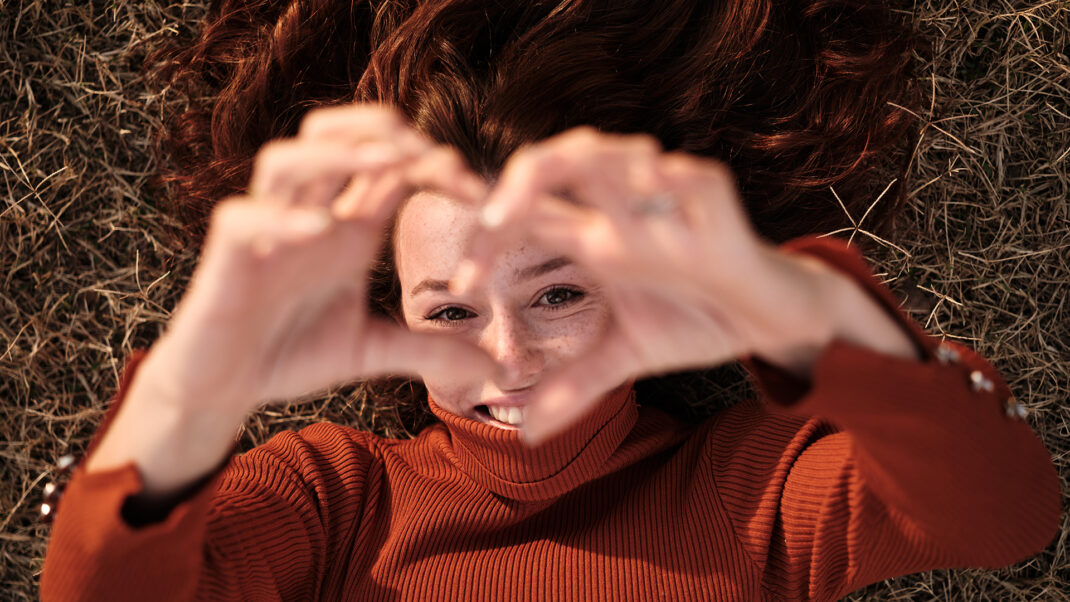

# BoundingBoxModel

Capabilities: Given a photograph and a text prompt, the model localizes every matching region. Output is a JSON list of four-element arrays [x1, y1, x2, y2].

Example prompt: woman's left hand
[[450, 127, 845, 445]]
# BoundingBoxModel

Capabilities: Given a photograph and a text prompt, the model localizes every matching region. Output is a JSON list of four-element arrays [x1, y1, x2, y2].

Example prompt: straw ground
[[1, 1, 1067, 599]]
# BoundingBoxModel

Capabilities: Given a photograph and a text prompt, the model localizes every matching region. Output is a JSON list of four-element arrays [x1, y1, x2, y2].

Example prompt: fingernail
[[480, 201, 507, 229], [288, 209, 333, 235], [449, 260, 478, 295]]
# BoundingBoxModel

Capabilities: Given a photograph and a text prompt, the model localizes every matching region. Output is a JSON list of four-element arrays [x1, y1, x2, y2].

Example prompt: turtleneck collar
[[426, 381, 642, 502]]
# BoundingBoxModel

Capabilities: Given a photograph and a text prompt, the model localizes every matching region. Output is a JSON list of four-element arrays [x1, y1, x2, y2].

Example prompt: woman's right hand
[[86, 105, 495, 495]]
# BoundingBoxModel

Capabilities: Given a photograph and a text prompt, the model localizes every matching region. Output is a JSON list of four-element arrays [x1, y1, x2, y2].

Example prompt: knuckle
[[703, 158, 735, 182], [515, 150, 556, 182], [370, 103, 407, 123], [361, 104, 409, 132], [298, 103, 405, 137], [663, 151, 717, 176], [508, 144, 544, 173], [253, 139, 290, 170], [565, 125, 601, 148], [426, 143, 453, 161], [298, 106, 340, 137], [209, 198, 253, 235], [628, 133, 662, 154], [435, 145, 467, 170]]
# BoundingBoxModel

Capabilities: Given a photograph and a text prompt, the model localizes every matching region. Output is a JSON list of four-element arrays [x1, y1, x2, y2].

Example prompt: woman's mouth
[[474, 404, 526, 428]]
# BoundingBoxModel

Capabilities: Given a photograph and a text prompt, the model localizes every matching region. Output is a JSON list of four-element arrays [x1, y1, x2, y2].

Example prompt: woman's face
[[395, 190, 613, 430]]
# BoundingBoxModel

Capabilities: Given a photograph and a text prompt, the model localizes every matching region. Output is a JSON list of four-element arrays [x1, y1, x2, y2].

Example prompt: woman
[[41, 0, 1059, 600]]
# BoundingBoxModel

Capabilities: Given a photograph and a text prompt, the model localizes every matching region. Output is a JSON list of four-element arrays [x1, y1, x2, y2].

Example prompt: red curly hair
[[146, 0, 920, 435]]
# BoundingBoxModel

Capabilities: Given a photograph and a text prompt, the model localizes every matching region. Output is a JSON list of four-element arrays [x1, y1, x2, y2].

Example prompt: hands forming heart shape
[[159, 103, 836, 446]]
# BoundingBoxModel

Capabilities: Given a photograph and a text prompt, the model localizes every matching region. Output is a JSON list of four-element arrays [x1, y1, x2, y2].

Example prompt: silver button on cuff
[[935, 343, 961, 365], [40, 454, 78, 524], [937, 343, 1025, 421], [1003, 396, 1028, 420], [56, 454, 76, 472], [969, 370, 995, 393]]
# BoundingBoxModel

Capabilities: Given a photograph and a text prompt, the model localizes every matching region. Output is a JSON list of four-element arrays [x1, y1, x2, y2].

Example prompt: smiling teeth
[[487, 405, 525, 425]]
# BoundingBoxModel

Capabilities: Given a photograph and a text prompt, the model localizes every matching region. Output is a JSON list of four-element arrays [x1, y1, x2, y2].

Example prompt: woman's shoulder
[[696, 397, 842, 473], [223, 422, 387, 490]]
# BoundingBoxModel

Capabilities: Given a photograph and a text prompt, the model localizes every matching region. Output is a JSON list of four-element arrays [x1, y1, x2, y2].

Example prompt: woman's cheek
[[424, 379, 475, 416], [405, 319, 480, 416], [538, 303, 613, 361]]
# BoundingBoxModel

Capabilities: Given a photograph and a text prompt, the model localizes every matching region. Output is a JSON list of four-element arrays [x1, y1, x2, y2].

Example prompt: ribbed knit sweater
[[40, 236, 1061, 601]]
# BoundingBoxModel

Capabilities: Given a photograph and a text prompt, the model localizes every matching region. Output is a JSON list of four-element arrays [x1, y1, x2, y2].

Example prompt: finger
[[519, 190, 693, 291], [249, 139, 411, 206], [519, 197, 628, 281], [330, 172, 378, 220], [332, 145, 487, 224], [253, 289, 491, 402], [206, 197, 332, 258], [239, 145, 487, 286], [453, 129, 663, 294], [358, 320, 499, 383], [399, 145, 488, 207], [298, 103, 429, 154], [448, 189, 561, 295], [521, 328, 640, 446], [482, 128, 663, 229], [205, 199, 383, 312], [656, 152, 753, 240]]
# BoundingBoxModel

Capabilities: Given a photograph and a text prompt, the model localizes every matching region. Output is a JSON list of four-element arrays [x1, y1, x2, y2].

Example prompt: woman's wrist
[[819, 257, 922, 362], [86, 344, 246, 497], [753, 250, 921, 381]]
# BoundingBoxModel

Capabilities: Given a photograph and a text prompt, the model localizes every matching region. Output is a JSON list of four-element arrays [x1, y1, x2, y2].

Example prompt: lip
[[479, 392, 533, 409]]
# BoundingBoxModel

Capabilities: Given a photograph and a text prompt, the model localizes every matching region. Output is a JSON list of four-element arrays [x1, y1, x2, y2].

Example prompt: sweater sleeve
[[711, 235, 1061, 602], [40, 348, 378, 601]]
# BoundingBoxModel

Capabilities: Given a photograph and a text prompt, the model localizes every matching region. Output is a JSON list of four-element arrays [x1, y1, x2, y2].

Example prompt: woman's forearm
[[86, 340, 247, 498]]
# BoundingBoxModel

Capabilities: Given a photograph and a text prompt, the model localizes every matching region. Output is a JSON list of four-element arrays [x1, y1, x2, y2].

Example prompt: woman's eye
[[425, 288, 583, 324], [427, 307, 474, 323], [539, 287, 584, 309]]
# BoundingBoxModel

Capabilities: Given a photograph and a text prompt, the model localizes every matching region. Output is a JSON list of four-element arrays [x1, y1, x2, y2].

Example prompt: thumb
[[521, 329, 639, 446], [359, 320, 499, 383]]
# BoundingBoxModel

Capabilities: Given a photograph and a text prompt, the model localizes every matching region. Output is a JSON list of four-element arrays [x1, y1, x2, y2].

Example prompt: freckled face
[[395, 191, 613, 429]]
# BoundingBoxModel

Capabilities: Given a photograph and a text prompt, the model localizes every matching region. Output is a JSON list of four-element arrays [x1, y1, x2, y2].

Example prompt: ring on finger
[[628, 192, 680, 217]]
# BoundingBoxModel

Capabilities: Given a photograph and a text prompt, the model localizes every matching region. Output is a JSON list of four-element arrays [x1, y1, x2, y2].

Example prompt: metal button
[[935, 343, 961, 365], [969, 370, 994, 393], [56, 454, 76, 473], [40, 481, 60, 523], [40, 454, 77, 524], [1004, 396, 1028, 420]]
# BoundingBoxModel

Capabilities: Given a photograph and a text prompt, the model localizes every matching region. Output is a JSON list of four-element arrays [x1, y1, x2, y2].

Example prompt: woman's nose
[[481, 313, 544, 389]]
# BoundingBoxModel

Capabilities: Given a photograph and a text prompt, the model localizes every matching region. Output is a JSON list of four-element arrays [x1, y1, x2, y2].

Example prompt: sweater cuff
[[40, 460, 223, 599], [741, 235, 940, 408], [41, 346, 231, 598], [739, 236, 1061, 563]]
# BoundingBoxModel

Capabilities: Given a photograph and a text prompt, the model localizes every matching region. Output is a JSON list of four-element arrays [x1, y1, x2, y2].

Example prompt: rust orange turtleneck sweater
[[40, 236, 1061, 601]]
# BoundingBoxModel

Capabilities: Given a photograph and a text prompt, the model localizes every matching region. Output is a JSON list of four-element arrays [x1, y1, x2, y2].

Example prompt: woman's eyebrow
[[513, 255, 572, 283], [410, 256, 573, 296]]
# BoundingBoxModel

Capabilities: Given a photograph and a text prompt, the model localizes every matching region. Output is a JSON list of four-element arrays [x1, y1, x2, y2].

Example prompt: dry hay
[[1, 1, 1067, 599]]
